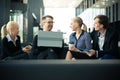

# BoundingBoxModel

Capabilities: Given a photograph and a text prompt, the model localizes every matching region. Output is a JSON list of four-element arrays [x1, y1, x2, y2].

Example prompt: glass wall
[[106, 2, 120, 22], [45, 8, 75, 44], [78, 8, 106, 32], [9, 10, 23, 43], [76, 0, 119, 32]]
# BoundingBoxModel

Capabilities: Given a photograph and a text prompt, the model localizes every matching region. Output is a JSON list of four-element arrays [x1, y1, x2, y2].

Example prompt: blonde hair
[[82, 23, 87, 32], [6, 21, 19, 33], [72, 17, 87, 32], [1, 21, 19, 39], [1, 24, 7, 39]]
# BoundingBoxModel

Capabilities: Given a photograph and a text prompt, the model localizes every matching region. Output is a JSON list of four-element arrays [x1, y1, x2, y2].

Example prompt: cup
[[69, 42, 74, 50]]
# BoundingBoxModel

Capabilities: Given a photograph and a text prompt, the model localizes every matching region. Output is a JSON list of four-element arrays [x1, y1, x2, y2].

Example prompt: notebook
[[37, 31, 63, 47]]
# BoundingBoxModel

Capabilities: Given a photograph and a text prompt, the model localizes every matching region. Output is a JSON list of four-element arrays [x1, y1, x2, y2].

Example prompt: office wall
[[0, 0, 10, 44], [0, 0, 10, 27], [106, 2, 120, 22], [118, 2, 120, 20], [26, 0, 44, 43]]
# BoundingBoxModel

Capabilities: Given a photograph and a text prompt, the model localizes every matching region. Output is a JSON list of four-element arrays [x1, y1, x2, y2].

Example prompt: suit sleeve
[[31, 35, 40, 55]]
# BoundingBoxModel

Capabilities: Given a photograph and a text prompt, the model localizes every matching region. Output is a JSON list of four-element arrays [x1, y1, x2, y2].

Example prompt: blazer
[[0, 35, 24, 59], [91, 28, 119, 58]]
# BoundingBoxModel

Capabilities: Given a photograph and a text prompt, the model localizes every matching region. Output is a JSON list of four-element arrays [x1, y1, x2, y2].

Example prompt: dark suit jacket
[[31, 35, 64, 59], [0, 35, 25, 60], [91, 28, 119, 58]]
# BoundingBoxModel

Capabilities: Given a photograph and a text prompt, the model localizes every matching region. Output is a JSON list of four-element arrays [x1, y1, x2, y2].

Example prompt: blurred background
[[0, 0, 120, 45]]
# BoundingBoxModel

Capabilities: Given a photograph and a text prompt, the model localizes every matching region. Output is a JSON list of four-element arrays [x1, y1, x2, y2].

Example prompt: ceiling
[[11, 0, 119, 8], [43, 0, 119, 8], [43, 0, 83, 8], [92, 0, 119, 8]]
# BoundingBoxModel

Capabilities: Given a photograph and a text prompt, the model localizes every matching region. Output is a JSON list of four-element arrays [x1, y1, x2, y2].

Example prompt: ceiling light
[[95, 5, 100, 7]]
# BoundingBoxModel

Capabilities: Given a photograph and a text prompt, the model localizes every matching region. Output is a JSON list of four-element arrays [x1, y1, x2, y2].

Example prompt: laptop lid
[[37, 31, 63, 47]]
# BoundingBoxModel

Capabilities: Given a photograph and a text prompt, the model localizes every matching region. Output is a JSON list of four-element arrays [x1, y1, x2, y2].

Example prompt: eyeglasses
[[45, 21, 54, 24]]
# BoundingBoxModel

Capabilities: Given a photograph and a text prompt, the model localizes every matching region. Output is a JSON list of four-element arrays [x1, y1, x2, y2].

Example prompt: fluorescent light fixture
[[32, 13, 37, 19]]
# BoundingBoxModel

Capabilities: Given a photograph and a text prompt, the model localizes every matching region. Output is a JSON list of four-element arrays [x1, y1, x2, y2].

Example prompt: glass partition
[[9, 10, 23, 43]]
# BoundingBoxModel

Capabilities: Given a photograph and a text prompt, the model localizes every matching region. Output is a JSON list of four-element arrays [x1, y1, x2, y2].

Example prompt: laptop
[[37, 31, 63, 47]]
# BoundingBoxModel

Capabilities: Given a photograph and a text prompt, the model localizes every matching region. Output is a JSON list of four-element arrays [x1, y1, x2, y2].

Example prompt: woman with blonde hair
[[0, 21, 31, 60], [65, 17, 93, 60]]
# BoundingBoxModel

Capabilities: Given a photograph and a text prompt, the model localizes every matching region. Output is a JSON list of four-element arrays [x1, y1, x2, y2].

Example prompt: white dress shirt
[[98, 30, 106, 51], [6, 34, 18, 46]]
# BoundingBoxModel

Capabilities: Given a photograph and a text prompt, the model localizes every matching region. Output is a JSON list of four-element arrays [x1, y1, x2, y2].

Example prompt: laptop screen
[[37, 31, 63, 47]]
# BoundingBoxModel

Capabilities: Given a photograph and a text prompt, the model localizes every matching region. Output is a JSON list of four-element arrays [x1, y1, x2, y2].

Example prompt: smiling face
[[94, 15, 109, 31], [94, 18, 103, 31], [42, 17, 54, 31], [7, 21, 19, 36], [12, 25, 19, 36], [70, 17, 83, 31], [70, 20, 80, 31]]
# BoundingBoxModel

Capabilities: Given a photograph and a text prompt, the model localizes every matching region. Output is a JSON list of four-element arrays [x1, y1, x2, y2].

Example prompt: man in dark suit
[[30, 15, 63, 59], [87, 15, 119, 59]]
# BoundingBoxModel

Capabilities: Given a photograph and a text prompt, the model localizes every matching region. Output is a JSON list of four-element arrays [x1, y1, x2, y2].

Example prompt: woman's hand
[[22, 45, 32, 53]]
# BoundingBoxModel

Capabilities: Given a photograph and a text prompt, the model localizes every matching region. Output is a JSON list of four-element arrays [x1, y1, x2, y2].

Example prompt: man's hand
[[83, 49, 96, 57]]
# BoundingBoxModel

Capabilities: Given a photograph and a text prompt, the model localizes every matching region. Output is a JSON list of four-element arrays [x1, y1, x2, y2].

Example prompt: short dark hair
[[94, 15, 109, 29], [42, 15, 53, 21]]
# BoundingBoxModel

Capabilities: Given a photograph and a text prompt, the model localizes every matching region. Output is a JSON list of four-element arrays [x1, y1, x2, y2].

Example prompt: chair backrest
[[0, 60, 120, 80]]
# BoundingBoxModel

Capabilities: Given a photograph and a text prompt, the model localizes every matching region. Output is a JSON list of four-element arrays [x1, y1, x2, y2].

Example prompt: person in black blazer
[[0, 21, 31, 60], [30, 15, 63, 59], [86, 15, 119, 59]]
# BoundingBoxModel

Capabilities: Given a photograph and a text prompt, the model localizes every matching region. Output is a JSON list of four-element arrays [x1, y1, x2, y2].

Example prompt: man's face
[[42, 17, 54, 31], [94, 18, 103, 31]]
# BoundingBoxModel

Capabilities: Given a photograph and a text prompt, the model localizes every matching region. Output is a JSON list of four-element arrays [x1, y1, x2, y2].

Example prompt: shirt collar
[[72, 30, 84, 37], [6, 34, 18, 42], [98, 29, 106, 37]]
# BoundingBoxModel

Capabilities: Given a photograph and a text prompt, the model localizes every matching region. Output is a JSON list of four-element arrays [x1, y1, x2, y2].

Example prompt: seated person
[[30, 15, 63, 59], [65, 17, 94, 60], [0, 21, 31, 60], [86, 15, 119, 59]]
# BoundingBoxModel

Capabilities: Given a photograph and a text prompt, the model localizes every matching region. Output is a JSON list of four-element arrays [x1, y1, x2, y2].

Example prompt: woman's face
[[70, 20, 79, 31], [11, 26, 19, 36]]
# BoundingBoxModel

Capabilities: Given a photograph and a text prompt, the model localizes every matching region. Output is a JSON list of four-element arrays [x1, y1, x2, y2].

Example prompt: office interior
[[0, 0, 120, 80], [0, 0, 120, 58]]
